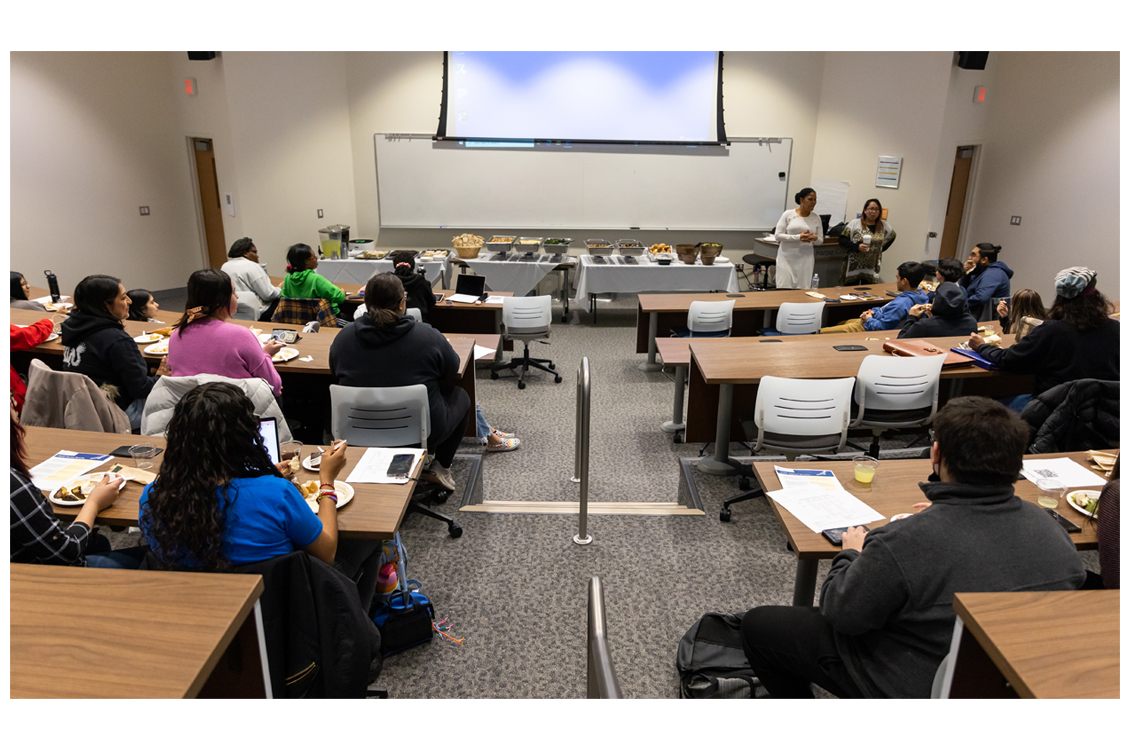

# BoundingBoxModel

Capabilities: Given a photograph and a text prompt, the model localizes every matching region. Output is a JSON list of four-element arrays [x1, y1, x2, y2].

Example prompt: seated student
[[280, 243, 345, 316], [61, 275, 169, 430], [820, 262, 929, 334], [389, 250, 437, 323], [958, 242, 1013, 319], [126, 289, 163, 322], [740, 396, 1085, 699], [221, 237, 282, 322], [11, 317, 55, 413], [969, 267, 1119, 398], [168, 269, 285, 398], [138, 383, 384, 612], [329, 272, 471, 491], [476, 403, 520, 452], [11, 405, 145, 568], [996, 288, 1046, 337], [927, 258, 966, 303], [11, 271, 48, 311], [897, 281, 978, 339]]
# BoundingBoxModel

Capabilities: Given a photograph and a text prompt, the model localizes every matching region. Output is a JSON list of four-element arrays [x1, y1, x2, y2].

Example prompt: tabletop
[[751, 452, 1106, 560], [23, 426, 419, 539], [952, 590, 1120, 699], [639, 283, 900, 313], [10, 564, 265, 698]]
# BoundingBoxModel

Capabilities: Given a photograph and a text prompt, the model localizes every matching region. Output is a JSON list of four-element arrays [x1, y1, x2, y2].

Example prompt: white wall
[[10, 52, 203, 291], [963, 52, 1120, 301]]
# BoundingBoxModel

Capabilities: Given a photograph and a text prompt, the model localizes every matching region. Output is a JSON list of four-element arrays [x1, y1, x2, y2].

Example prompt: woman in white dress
[[773, 188, 824, 289]]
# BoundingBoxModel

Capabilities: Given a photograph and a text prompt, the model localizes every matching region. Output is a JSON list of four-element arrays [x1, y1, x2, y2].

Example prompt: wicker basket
[[453, 243, 484, 259]]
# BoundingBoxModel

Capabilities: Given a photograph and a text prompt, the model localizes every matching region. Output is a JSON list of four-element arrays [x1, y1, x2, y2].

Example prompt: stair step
[[461, 501, 704, 516]]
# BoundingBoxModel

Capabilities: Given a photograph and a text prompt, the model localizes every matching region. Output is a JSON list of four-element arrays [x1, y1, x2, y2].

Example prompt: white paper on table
[[485, 295, 506, 304], [298, 356, 314, 362], [1020, 458, 1106, 488], [32, 294, 70, 304], [775, 466, 845, 493], [473, 344, 496, 360], [768, 486, 885, 534], [345, 447, 427, 484], [29, 451, 113, 492]]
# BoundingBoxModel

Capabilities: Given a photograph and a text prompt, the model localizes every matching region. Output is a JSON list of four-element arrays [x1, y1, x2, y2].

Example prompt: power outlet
[[139, 206, 150, 216], [317, 209, 324, 219], [1010, 216, 1021, 225]]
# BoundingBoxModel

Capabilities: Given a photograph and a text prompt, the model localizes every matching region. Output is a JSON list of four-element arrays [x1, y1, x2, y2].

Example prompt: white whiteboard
[[374, 135, 792, 231]]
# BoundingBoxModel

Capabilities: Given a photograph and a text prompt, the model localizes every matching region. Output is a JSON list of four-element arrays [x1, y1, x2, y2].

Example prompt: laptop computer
[[259, 417, 281, 464], [448, 274, 487, 304]]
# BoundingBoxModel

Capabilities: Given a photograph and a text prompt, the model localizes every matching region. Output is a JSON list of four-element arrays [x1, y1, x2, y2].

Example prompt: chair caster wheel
[[554, 375, 562, 383], [738, 477, 750, 491], [548, 363, 555, 370], [518, 381, 526, 390], [561, 316, 568, 323], [720, 508, 732, 523], [490, 371, 499, 380], [673, 433, 683, 444], [448, 523, 463, 538]]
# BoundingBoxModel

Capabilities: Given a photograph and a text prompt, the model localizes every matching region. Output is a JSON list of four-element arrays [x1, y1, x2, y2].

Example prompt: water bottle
[[44, 270, 61, 303], [811, 273, 820, 291]]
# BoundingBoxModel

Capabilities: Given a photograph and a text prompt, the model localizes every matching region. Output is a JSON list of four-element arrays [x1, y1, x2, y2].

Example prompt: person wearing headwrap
[[967, 266, 1119, 400]]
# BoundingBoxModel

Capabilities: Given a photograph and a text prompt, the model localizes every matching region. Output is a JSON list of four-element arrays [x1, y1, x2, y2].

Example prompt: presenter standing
[[839, 198, 896, 284], [773, 188, 823, 289]]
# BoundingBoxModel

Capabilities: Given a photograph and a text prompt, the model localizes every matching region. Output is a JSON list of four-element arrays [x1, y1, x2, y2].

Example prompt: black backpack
[[676, 612, 763, 698]]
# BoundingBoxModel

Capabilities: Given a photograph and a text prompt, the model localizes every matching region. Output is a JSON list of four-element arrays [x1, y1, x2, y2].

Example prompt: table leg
[[948, 379, 964, 399], [698, 383, 737, 475], [763, 309, 772, 330], [661, 365, 687, 434], [639, 312, 663, 371], [560, 266, 570, 321], [590, 294, 597, 324], [792, 559, 819, 607]]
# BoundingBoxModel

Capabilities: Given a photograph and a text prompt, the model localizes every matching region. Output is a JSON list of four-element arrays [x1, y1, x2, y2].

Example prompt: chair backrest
[[233, 291, 259, 321], [686, 300, 735, 336], [405, 307, 422, 322], [140, 373, 292, 441], [776, 301, 826, 335], [753, 376, 855, 455], [273, 297, 338, 328], [329, 384, 430, 447], [851, 354, 946, 429], [21, 359, 131, 433], [501, 295, 552, 340]]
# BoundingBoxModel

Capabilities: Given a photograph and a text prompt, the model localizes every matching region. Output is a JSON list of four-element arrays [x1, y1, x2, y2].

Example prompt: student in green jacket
[[281, 243, 346, 314]]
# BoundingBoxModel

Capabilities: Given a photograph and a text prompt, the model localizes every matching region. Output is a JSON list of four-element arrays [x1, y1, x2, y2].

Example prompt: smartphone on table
[[1044, 509, 1081, 533], [821, 526, 869, 545], [387, 453, 416, 480]]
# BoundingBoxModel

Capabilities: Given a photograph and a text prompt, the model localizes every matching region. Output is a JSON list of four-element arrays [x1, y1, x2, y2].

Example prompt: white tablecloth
[[461, 252, 571, 297], [316, 257, 452, 286], [572, 255, 738, 300]]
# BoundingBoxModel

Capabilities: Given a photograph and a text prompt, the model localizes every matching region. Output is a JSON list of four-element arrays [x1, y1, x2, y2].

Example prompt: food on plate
[[150, 327, 173, 337], [1068, 490, 1100, 516], [649, 243, 672, 253], [977, 325, 1002, 346], [54, 486, 74, 500], [358, 249, 388, 259], [295, 480, 321, 500], [146, 342, 169, 355], [453, 233, 486, 247]]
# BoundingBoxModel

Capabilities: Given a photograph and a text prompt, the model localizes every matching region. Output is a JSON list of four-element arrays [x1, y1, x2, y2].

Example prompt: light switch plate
[[139, 206, 150, 216], [224, 193, 235, 217], [1010, 216, 1021, 225], [317, 209, 324, 219]]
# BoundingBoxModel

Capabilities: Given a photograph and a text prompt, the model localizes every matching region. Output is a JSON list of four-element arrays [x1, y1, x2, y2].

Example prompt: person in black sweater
[[970, 266, 1119, 397], [329, 272, 470, 491], [898, 282, 978, 339], [61, 275, 169, 429], [389, 250, 437, 324]]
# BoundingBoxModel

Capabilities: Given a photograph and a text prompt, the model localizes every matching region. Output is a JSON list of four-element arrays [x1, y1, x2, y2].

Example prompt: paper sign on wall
[[876, 155, 902, 189]]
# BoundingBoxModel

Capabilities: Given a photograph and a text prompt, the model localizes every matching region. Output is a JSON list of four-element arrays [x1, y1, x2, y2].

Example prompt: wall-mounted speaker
[[187, 52, 217, 61], [956, 52, 989, 70]]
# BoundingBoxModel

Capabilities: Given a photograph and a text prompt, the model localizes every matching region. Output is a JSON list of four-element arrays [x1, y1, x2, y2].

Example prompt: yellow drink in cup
[[853, 456, 879, 484], [321, 239, 341, 259]]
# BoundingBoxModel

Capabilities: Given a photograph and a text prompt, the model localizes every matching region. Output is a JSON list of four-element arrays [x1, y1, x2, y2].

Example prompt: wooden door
[[194, 139, 227, 269], [939, 147, 975, 260]]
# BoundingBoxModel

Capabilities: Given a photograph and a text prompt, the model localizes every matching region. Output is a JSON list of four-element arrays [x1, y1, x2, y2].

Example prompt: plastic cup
[[129, 443, 159, 471], [1036, 478, 1067, 509], [280, 440, 303, 472], [853, 456, 879, 484]]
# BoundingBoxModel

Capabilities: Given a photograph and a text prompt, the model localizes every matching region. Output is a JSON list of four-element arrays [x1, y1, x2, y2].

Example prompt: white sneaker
[[422, 462, 455, 491]]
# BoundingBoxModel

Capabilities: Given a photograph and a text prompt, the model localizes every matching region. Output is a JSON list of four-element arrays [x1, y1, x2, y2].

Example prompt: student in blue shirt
[[958, 243, 1013, 320], [821, 261, 929, 334], [139, 382, 383, 612]]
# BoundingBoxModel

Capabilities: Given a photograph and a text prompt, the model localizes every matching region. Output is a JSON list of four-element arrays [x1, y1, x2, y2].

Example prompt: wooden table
[[687, 332, 1032, 474], [944, 590, 1120, 698], [635, 282, 899, 365], [11, 564, 269, 698], [23, 426, 420, 539], [751, 452, 1106, 606]]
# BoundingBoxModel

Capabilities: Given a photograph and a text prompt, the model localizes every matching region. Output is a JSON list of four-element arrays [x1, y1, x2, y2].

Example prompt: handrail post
[[573, 357, 593, 545], [570, 359, 583, 483], [586, 576, 622, 698]]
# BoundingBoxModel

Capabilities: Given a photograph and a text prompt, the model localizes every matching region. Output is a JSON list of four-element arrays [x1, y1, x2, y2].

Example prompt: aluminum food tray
[[485, 237, 515, 256], [616, 238, 645, 256], [586, 239, 615, 256], [515, 236, 544, 254]]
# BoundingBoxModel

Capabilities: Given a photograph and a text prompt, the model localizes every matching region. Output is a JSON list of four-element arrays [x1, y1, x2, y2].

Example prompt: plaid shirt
[[271, 297, 339, 328], [10, 468, 90, 565]]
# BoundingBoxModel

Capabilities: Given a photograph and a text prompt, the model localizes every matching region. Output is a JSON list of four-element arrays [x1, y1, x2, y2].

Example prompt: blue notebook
[[949, 347, 998, 370]]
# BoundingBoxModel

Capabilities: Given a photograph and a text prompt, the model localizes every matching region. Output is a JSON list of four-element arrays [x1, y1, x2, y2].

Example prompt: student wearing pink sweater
[[168, 270, 285, 397]]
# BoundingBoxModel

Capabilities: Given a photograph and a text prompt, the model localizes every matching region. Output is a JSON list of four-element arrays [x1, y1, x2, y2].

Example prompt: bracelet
[[319, 482, 335, 488], [318, 490, 338, 500]]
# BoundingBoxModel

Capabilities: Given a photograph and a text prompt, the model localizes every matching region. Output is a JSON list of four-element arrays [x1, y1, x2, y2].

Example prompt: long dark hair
[[364, 272, 405, 328], [140, 383, 282, 571], [390, 250, 417, 278], [1004, 289, 1046, 333], [174, 269, 233, 332], [10, 272, 29, 301], [1047, 288, 1114, 332], [860, 198, 884, 233], [73, 274, 124, 322], [286, 243, 314, 274], [11, 411, 30, 477], [127, 289, 153, 321]]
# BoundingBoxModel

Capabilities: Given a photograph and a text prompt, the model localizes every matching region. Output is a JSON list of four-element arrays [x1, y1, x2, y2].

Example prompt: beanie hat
[[1054, 267, 1097, 300]]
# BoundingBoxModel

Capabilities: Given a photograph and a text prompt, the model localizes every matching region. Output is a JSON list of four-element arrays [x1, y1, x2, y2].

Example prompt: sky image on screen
[[446, 52, 719, 142]]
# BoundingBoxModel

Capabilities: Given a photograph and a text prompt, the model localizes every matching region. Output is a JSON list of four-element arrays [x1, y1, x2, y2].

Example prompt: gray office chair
[[490, 296, 562, 390], [848, 354, 946, 458]]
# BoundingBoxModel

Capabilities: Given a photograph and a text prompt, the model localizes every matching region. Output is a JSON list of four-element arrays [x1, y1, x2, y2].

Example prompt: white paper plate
[[45, 332, 59, 343], [302, 452, 324, 471], [1066, 490, 1100, 518], [133, 333, 164, 344], [299, 480, 353, 513], [144, 341, 169, 355], [272, 347, 299, 363], [49, 472, 127, 505]]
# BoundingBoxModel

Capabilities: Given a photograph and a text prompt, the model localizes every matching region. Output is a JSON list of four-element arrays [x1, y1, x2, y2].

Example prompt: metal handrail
[[586, 576, 622, 699], [573, 357, 592, 545]]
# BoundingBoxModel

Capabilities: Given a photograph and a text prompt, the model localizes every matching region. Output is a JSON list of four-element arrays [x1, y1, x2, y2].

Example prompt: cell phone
[[833, 344, 868, 352], [434, 293, 444, 302], [822, 526, 869, 545], [271, 329, 298, 344], [1044, 508, 1081, 533], [759, 338, 783, 343], [110, 446, 163, 459], [387, 453, 415, 479]]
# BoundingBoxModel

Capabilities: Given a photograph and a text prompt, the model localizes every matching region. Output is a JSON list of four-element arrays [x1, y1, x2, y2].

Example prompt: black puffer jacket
[[1020, 379, 1120, 454]]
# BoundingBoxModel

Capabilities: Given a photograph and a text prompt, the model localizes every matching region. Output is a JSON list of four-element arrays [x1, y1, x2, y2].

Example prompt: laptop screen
[[258, 417, 280, 464], [455, 274, 486, 298]]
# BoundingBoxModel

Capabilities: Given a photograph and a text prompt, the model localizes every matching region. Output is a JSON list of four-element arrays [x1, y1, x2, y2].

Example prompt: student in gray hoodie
[[740, 397, 1085, 698]]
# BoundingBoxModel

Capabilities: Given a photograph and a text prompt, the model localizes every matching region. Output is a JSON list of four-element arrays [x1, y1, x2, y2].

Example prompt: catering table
[[452, 252, 576, 320], [572, 254, 739, 320], [316, 255, 452, 287]]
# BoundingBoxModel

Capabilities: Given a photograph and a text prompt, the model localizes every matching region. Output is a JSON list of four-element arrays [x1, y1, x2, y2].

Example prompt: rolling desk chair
[[670, 299, 736, 338], [848, 354, 946, 458], [490, 296, 561, 390]]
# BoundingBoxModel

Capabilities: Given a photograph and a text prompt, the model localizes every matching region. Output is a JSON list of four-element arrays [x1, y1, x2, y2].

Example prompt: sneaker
[[422, 463, 456, 491], [491, 428, 516, 440], [486, 436, 521, 453]]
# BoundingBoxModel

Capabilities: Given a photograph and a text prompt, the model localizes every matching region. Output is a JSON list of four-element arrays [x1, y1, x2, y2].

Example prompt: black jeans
[[740, 606, 865, 698], [257, 298, 281, 322], [428, 388, 471, 469]]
